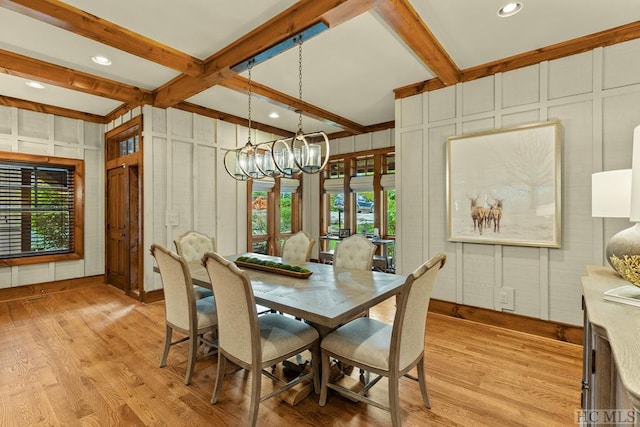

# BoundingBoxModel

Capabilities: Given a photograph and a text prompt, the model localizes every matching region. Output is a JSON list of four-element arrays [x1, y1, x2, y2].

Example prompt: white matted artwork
[[446, 120, 562, 248]]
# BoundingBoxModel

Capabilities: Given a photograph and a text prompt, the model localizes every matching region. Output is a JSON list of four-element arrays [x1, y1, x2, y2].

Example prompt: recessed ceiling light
[[497, 2, 523, 17], [269, 112, 280, 119], [91, 55, 112, 66], [26, 81, 45, 89]]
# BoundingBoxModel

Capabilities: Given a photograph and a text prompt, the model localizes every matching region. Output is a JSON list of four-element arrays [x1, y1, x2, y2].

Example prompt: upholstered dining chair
[[332, 234, 376, 271], [202, 252, 320, 427], [281, 230, 315, 265], [150, 243, 218, 385], [319, 253, 447, 427], [174, 230, 216, 300]]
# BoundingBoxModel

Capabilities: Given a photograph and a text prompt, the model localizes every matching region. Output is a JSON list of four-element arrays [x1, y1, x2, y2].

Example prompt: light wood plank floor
[[0, 284, 582, 426]]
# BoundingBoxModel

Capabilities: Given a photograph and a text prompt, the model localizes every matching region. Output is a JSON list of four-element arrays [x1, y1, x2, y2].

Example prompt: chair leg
[[160, 324, 172, 368], [211, 353, 226, 404], [248, 365, 262, 427], [417, 357, 431, 408], [319, 349, 331, 406], [184, 331, 198, 385], [389, 372, 401, 427]]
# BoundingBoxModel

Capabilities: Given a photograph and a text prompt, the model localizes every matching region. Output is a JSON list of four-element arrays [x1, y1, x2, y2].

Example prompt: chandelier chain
[[247, 60, 253, 144], [297, 36, 303, 133]]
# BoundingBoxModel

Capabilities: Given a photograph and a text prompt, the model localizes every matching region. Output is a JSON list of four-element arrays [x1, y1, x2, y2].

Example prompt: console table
[[582, 265, 640, 425]]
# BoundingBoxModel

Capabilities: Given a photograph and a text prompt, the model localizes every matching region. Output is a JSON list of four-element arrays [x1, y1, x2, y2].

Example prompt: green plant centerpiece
[[235, 256, 312, 278]]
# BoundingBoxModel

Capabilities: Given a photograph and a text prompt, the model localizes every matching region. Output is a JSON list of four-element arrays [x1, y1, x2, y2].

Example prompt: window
[[0, 152, 84, 265], [321, 148, 394, 239], [248, 177, 301, 256]]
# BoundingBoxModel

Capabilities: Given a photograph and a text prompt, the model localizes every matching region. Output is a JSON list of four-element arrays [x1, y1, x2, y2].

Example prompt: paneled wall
[[128, 106, 283, 292], [395, 39, 640, 326], [0, 106, 105, 288]]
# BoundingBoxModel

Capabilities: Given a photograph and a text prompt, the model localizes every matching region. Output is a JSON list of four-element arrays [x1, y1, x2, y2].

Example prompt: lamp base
[[607, 223, 640, 287]]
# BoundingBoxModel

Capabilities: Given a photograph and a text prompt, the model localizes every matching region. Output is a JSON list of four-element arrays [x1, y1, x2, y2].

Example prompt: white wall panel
[[372, 129, 393, 149], [17, 110, 49, 140], [17, 264, 50, 286], [194, 114, 215, 144], [53, 116, 81, 144], [151, 106, 167, 134], [195, 145, 216, 234], [354, 133, 371, 152], [602, 92, 640, 168], [400, 95, 423, 127], [171, 140, 194, 233], [462, 76, 495, 116], [17, 140, 49, 155], [502, 246, 540, 316], [462, 244, 494, 308], [427, 85, 455, 123], [0, 268, 10, 289], [54, 261, 82, 281], [53, 145, 81, 158], [84, 122, 103, 147], [397, 128, 424, 273], [603, 39, 640, 90], [548, 52, 593, 100], [170, 108, 194, 139], [84, 149, 104, 276], [0, 106, 10, 134], [502, 65, 540, 108], [0, 138, 11, 152]]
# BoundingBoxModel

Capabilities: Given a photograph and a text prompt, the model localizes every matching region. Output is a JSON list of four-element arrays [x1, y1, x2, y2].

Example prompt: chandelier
[[224, 35, 330, 181]]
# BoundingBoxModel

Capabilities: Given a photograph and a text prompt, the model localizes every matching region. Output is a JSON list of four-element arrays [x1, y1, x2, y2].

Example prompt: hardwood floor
[[0, 283, 583, 426]]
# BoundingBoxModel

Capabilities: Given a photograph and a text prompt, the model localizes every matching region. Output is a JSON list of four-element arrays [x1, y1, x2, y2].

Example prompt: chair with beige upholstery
[[332, 234, 376, 271], [319, 253, 447, 427], [150, 243, 218, 385], [281, 231, 315, 265], [202, 252, 320, 427], [174, 230, 216, 299]]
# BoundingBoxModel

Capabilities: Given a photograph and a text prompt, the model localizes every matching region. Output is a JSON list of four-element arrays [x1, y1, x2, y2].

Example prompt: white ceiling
[[1, 0, 640, 134]]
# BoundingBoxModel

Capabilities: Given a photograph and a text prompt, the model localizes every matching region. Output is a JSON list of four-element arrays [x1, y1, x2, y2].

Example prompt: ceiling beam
[[0, 49, 153, 105], [395, 20, 640, 99], [0, 0, 203, 76], [221, 76, 368, 134], [0, 95, 106, 123], [375, 0, 460, 86], [154, 0, 377, 108]]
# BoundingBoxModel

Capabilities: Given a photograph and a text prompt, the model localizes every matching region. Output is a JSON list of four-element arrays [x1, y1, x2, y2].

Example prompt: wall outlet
[[495, 287, 515, 311]]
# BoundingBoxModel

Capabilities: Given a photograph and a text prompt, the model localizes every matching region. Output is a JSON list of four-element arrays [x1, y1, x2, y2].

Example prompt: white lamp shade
[[631, 125, 640, 222], [592, 169, 631, 218]]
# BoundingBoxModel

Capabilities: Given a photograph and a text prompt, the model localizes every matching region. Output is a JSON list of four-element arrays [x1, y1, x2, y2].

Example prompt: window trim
[[0, 151, 84, 267]]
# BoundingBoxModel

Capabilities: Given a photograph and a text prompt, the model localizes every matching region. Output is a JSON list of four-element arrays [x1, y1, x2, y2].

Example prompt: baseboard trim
[[0, 275, 106, 303], [141, 288, 164, 304], [429, 299, 583, 345]]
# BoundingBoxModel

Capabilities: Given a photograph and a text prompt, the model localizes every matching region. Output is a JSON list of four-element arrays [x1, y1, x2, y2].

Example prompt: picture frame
[[338, 228, 351, 238], [446, 120, 562, 248]]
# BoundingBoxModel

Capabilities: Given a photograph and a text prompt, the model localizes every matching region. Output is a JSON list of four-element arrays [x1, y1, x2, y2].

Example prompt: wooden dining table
[[188, 252, 407, 336]]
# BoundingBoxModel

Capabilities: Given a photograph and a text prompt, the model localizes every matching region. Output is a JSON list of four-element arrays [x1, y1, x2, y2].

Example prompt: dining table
[[188, 252, 407, 336]]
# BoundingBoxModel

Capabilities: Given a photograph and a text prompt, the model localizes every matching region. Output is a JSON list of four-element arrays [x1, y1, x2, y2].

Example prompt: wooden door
[[106, 165, 129, 291]]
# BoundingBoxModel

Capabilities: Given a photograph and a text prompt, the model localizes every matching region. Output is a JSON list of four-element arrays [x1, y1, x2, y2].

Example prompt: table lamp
[[592, 169, 634, 272], [616, 124, 640, 286]]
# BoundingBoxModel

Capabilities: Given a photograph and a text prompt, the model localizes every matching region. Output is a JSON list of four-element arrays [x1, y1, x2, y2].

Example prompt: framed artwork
[[338, 228, 351, 238], [446, 120, 562, 248]]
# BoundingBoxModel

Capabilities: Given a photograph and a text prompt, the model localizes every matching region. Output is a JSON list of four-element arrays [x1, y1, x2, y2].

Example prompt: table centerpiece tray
[[234, 258, 312, 279]]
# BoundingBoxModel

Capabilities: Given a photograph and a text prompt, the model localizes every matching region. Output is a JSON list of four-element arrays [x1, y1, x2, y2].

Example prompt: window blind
[[0, 163, 74, 258]]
